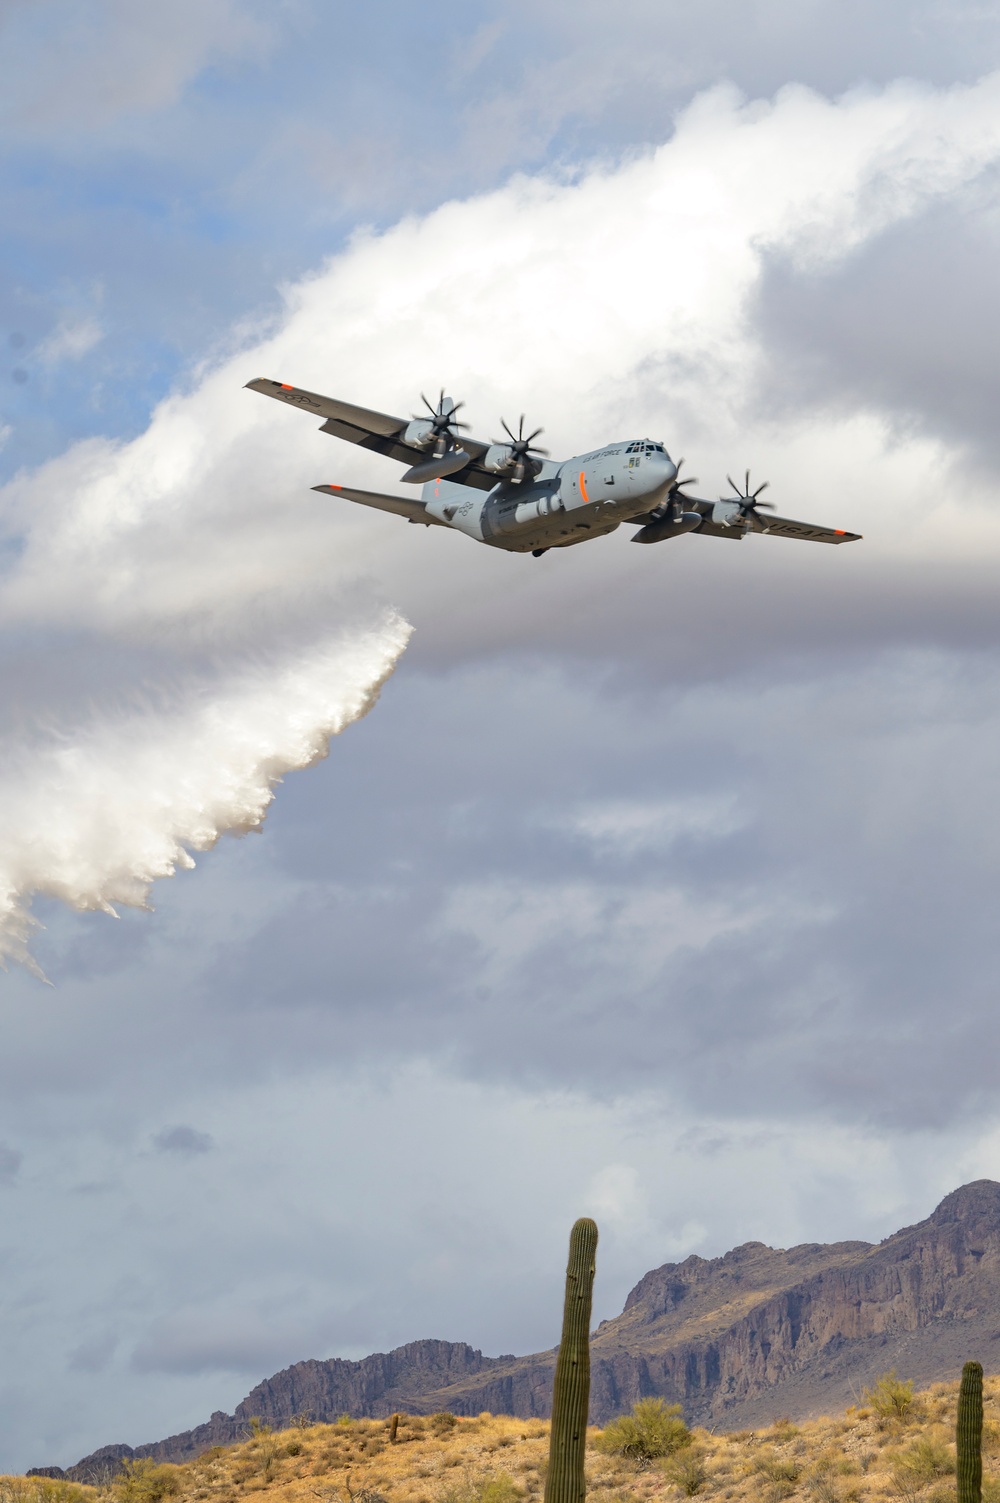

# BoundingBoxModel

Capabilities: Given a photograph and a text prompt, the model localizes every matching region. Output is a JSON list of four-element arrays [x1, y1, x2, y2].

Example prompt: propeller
[[669, 458, 697, 491], [498, 414, 549, 483], [725, 469, 775, 530], [418, 390, 469, 459], [399, 389, 472, 482], [648, 458, 699, 524]]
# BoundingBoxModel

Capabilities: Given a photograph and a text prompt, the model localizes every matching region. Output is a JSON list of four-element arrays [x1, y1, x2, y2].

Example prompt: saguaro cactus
[[957, 1361, 984, 1503], [544, 1218, 599, 1503]]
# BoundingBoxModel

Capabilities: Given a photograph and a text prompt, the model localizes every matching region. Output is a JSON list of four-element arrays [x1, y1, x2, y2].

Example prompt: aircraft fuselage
[[424, 439, 678, 552]]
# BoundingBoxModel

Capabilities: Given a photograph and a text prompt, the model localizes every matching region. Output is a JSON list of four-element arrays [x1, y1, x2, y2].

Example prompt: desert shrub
[[755, 1455, 800, 1483], [246, 1419, 271, 1439], [864, 1373, 916, 1423], [892, 1432, 955, 1484], [431, 1414, 458, 1435], [771, 1419, 799, 1441], [754, 1451, 801, 1502], [665, 1449, 708, 1496], [479, 1478, 523, 1503], [595, 1400, 691, 1464], [111, 1460, 181, 1503], [440, 1474, 522, 1503], [1, 1484, 95, 1503]]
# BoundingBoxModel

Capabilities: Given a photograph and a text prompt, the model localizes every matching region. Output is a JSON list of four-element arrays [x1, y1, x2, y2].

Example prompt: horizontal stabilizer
[[312, 484, 447, 526]]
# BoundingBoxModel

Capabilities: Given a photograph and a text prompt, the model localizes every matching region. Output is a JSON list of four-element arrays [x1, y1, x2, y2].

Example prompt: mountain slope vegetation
[[10, 1374, 1000, 1503]]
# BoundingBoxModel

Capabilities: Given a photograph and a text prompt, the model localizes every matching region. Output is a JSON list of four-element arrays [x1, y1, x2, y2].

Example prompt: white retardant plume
[[0, 615, 411, 974]]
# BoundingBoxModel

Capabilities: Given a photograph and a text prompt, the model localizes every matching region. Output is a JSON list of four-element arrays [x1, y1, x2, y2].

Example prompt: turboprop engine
[[481, 416, 548, 482], [632, 510, 702, 544], [400, 391, 472, 483]]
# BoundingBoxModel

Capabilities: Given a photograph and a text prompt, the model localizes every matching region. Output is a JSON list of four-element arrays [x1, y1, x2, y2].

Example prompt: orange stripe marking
[[280, 383, 293, 390], [578, 470, 589, 503]]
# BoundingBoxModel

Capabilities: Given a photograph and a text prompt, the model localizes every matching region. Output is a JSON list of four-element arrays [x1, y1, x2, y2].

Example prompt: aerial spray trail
[[0, 614, 411, 975]]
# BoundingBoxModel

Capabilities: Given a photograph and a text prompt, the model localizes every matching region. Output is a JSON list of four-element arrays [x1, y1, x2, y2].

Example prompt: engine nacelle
[[482, 443, 515, 474], [631, 510, 702, 544], [402, 418, 436, 449], [712, 499, 744, 528]]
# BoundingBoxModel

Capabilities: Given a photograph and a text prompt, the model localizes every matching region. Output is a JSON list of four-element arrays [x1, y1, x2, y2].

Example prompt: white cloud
[[563, 795, 745, 855], [36, 317, 104, 367]]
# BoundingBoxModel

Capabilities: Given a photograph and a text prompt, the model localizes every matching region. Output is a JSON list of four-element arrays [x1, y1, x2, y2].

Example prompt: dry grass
[[7, 1374, 1000, 1503]]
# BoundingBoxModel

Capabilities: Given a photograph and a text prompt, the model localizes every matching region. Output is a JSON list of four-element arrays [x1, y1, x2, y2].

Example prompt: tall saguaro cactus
[[544, 1218, 599, 1503], [957, 1361, 984, 1503]]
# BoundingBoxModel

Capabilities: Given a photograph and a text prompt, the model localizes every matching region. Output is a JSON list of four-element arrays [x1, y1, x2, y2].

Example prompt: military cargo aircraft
[[246, 379, 861, 557]]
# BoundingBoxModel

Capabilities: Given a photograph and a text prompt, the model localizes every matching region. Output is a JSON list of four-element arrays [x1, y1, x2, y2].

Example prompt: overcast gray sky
[[3, 0, 1000, 1477]]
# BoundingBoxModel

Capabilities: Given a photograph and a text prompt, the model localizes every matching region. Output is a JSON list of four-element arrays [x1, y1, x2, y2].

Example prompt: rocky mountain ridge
[[48, 1180, 1000, 1480]]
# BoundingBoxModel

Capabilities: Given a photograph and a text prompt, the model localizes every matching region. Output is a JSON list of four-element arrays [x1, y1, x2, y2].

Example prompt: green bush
[[111, 1460, 181, 1503], [440, 1473, 522, 1503], [479, 1478, 523, 1503], [595, 1399, 691, 1464], [757, 1448, 806, 1496], [665, 1449, 708, 1496], [892, 1431, 955, 1484], [864, 1373, 916, 1422]]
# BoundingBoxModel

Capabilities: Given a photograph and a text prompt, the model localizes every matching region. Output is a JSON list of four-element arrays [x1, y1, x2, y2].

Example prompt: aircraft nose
[[650, 453, 677, 485]]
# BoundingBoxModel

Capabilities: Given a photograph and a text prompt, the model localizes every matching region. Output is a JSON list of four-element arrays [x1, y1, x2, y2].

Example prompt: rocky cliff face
[[56, 1180, 1000, 1475]]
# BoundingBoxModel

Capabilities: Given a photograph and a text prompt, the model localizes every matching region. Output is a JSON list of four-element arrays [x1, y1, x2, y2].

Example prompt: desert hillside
[[59, 1179, 1000, 1475], [12, 1372, 1000, 1503]]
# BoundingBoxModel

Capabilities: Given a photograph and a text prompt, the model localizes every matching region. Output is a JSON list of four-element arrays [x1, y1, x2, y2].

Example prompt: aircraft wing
[[246, 378, 497, 491], [312, 483, 448, 525], [630, 497, 861, 544], [751, 512, 861, 544]]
